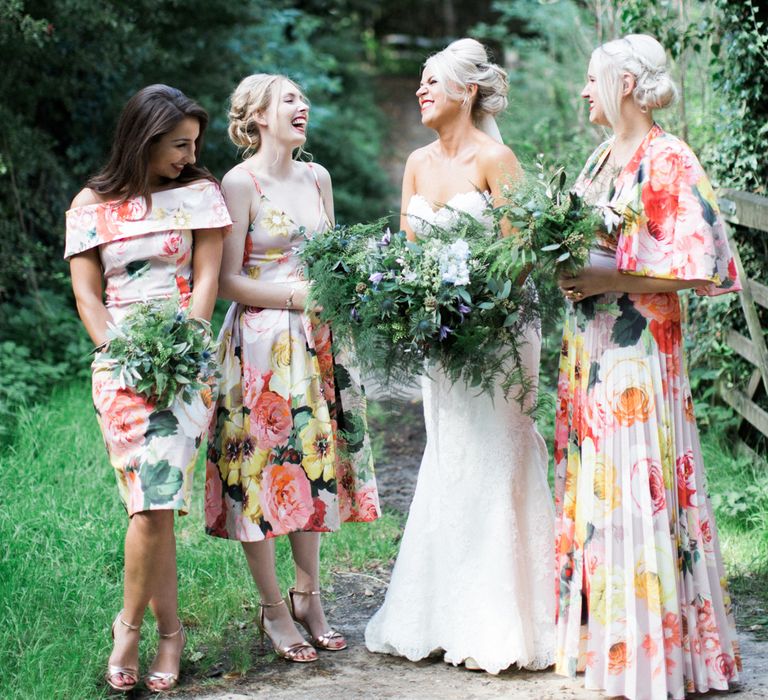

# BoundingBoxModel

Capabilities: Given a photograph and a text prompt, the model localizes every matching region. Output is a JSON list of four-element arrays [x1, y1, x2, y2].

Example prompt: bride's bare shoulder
[[477, 134, 516, 160], [478, 138, 521, 178], [407, 141, 439, 167]]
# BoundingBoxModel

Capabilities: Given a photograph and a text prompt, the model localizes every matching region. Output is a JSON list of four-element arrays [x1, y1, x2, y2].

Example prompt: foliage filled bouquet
[[299, 166, 600, 406], [100, 299, 219, 409], [499, 165, 602, 277]]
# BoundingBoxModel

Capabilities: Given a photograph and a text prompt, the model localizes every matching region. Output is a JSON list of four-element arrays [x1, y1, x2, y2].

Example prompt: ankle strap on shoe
[[117, 612, 141, 631], [290, 588, 320, 596], [158, 619, 184, 638], [259, 598, 287, 608]]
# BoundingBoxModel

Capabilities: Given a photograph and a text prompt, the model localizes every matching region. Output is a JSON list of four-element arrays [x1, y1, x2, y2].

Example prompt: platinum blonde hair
[[592, 34, 677, 126], [424, 38, 509, 122], [227, 73, 307, 158]]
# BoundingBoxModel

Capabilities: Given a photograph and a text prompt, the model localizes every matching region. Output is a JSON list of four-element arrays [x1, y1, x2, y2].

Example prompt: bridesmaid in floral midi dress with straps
[[66, 85, 230, 693], [206, 73, 379, 663], [555, 35, 742, 700]]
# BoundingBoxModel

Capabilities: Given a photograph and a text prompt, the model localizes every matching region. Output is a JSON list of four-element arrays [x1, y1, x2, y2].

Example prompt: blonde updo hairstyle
[[228, 73, 308, 158], [592, 34, 677, 126], [425, 38, 508, 123]]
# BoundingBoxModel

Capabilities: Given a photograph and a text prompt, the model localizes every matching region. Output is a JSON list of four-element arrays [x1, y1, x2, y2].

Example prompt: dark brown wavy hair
[[86, 84, 215, 213]]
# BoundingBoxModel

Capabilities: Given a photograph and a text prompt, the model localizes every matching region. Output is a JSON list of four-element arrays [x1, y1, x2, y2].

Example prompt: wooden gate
[[717, 189, 768, 462]]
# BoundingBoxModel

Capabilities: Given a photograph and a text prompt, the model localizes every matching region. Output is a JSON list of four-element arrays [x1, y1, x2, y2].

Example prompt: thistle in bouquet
[[101, 298, 219, 409], [300, 214, 541, 407], [300, 220, 430, 382]]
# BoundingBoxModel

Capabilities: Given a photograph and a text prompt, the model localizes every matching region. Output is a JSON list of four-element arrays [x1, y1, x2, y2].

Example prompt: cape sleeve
[[615, 137, 741, 296]]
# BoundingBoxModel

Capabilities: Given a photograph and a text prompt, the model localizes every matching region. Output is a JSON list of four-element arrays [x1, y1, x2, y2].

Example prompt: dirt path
[[176, 399, 768, 700]]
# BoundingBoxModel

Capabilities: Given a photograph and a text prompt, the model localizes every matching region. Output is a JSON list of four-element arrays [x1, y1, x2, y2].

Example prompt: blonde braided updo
[[425, 38, 509, 122], [228, 73, 305, 157], [592, 34, 677, 126]]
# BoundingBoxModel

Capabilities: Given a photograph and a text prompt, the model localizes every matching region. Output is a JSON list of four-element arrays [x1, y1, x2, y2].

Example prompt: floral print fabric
[[205, 165, 380, 541], [579, 124, 740, 296], [65, 181, 232, 515], [554, 126, 741, 699]]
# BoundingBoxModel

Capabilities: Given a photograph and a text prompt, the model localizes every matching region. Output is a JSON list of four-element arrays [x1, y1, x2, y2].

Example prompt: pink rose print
[[676, 451, 696, 508], [260, 462, 313, 535], [649, 146, 682, 192], [355, 485, 380, 521], [92, 369, 118, 415], [204, 460, 225, 531], [642, 187, 678, 246], [305, 497, 331, 532], [250, 391, 292, 449], [101, 389, 154, 459], [648, 461, 667, 515], [243, 365, 273, 409], [710, 653, 737, 681], [631, 457, 666, 515], [162, 231, 184, 257]]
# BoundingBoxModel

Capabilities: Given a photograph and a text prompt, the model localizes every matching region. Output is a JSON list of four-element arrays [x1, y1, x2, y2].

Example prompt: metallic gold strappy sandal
[[286, 588, 348, 651], [144, 619, 185, 693], [256, 598, 318, 663], [105, 612, 140, 693]]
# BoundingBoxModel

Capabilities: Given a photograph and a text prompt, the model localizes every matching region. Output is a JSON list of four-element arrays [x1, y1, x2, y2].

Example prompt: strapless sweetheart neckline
[[408, 190, 490, 215]]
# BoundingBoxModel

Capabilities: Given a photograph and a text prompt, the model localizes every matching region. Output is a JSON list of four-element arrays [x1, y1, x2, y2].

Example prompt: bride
[[365, 38, 555, 674]]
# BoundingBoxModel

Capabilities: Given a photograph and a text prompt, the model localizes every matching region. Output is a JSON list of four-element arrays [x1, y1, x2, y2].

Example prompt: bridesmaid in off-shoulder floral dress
[[66, 85, 230, 694]]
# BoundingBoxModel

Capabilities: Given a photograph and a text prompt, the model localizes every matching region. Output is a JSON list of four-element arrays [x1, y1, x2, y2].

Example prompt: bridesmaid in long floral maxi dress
[[555, 36, 742, 700], [206, 74, 379, 663], [66, 85, 230, 693]]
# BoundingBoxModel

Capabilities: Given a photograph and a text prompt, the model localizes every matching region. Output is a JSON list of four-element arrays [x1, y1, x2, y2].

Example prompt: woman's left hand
[[558, 266, 619, 301]]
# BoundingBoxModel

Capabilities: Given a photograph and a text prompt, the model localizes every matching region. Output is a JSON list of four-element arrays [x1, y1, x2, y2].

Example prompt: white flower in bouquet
[[438, 238, 470, 286]]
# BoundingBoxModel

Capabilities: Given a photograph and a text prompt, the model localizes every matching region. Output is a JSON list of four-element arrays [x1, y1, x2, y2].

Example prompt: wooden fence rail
[[717, 189, 768, 461]]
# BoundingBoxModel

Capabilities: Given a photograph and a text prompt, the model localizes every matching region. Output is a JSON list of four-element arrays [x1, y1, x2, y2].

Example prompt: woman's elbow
[[216, 274, 238, 302]]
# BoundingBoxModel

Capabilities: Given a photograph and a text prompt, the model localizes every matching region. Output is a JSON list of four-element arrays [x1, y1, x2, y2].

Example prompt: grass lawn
[[0, 382, 402, 699], [1, 381, 766, 698]]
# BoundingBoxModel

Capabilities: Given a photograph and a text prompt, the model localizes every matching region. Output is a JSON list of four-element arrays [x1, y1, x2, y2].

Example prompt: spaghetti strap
[[306, 163, 331, 229], [306, 162, 322, 193], [237, 165, 263, 196]]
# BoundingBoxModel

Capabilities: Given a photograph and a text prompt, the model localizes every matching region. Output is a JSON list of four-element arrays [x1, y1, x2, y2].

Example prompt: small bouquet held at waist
[[299, 164, 599, 407], [99, 299, 219, 409]]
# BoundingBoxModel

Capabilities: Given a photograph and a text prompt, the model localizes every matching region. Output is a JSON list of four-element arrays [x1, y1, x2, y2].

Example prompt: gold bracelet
[[285, 287, 296, 309]]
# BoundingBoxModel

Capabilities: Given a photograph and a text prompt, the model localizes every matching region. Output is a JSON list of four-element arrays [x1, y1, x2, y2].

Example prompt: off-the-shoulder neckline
[[67, 179, 216, 213]]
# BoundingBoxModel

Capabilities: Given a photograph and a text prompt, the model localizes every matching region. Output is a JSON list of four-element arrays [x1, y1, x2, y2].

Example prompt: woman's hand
[[291, 281, 322, 313], [558, 266, 618, 301]]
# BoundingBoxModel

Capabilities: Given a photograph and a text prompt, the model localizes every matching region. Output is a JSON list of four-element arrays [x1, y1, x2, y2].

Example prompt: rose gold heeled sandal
[[144, 619, 185, 693], [286, 588, 348, 651], [256, 598, 318, 663], [105, 612, 140, 693]]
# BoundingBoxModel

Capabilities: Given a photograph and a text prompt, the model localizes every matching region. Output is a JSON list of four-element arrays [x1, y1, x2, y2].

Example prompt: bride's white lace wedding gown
[[364, 191, 556, 674]]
